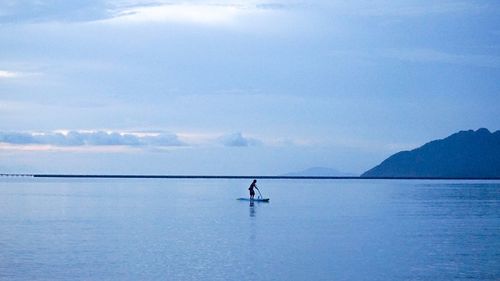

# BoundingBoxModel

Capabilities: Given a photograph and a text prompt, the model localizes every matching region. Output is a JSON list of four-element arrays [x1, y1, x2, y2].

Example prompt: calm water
[[0, 178, 499, 281]]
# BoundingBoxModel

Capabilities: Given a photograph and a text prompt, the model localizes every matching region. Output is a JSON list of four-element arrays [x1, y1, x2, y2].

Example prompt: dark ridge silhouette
[[362, 128, 500, 178]]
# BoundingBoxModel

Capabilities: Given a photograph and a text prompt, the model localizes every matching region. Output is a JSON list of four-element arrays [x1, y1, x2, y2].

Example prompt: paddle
[[255, 186, 264, 199]]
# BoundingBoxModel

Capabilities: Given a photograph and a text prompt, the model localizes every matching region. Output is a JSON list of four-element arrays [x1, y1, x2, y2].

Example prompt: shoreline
[[1, 174, 500, 180]]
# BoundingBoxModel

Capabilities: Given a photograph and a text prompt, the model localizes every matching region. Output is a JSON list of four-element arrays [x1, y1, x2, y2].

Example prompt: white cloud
[[108, 3, 252, 25], [0, 130, 282, 150], [0, 130, 183, 147], [0, 70, 20, 78]]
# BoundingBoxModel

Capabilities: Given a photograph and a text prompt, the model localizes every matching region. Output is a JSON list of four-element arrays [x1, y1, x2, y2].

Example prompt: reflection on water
[[248, 199, 270, 217], [249, 201, 255, 217]]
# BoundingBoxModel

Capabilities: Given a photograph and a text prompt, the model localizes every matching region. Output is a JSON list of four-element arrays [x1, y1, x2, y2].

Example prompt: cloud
[[0, 68, 42, 79], [0, 130, 285, 152], [141, 132, 185, 146], [219, 132, 262, 147], [0, 130, 183, 147], [0, 132, 36, 144], [0, 70, 20, 78], [104, 3, 249, 25], [0, 1, 283, 25], [0, 0, 489, 26]]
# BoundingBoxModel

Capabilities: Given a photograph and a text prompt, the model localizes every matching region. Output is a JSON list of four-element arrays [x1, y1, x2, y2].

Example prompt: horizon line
[[1, 174, 500, 180]]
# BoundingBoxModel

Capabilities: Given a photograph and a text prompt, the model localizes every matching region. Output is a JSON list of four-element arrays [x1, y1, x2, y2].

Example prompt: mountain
[[282, 167, 354, 177], [361, 128, 500, 178]]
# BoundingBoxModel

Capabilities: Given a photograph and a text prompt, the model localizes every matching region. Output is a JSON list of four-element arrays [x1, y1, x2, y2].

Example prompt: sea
[[0, 177, 499, 281]]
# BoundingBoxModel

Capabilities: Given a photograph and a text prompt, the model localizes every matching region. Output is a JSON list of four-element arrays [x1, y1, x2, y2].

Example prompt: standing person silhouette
[[248, 179, 259, 200]]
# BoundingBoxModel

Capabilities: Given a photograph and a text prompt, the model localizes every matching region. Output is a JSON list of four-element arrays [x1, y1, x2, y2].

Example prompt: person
[[248, 179, 259, 199]]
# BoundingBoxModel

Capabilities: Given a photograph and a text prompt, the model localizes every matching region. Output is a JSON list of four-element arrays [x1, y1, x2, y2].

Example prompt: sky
[[1, 0, 499, 175]]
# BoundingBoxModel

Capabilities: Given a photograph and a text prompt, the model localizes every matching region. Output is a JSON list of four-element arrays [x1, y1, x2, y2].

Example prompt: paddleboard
[[237, 198, 270, 202]]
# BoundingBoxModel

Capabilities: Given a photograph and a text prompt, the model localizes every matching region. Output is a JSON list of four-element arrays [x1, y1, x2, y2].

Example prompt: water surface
[[0, 178, 499, 280]]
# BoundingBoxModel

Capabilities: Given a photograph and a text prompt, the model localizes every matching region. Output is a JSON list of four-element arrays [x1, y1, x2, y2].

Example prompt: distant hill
[[282, 167, 354, 177], [362, 128, 500, 178]]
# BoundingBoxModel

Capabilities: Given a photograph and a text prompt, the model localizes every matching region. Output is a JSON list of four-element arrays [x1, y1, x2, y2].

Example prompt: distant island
[[362, 128, 500, 178], [282, 167, 354, 177]]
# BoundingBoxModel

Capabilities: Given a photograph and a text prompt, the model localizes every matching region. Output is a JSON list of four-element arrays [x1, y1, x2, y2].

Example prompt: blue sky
[[1, 0, 499, 175]]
